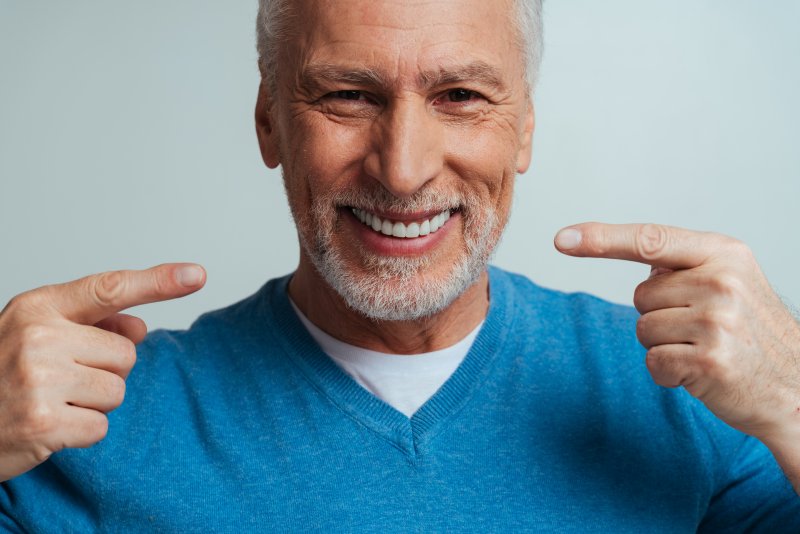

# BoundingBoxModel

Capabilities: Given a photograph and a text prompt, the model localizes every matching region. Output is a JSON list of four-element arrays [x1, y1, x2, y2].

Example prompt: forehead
[[285, 0, 523, 86]]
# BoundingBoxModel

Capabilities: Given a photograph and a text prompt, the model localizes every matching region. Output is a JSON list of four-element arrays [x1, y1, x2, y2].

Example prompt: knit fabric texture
[[2, 266, 798, 532]]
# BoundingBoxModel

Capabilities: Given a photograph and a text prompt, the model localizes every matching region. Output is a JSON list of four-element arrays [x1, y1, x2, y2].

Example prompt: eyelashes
[[320, 88, 488, 116]]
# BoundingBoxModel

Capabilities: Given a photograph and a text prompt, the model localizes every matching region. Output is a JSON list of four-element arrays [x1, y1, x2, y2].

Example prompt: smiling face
[[257, 0, 534, 321]]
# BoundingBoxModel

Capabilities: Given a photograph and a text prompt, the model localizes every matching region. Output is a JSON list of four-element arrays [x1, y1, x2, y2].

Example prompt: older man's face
[[258, 0, 534, 320]]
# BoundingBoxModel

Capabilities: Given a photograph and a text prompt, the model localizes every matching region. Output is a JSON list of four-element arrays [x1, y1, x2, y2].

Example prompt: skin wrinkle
[[299, 61, 508, 100], [257, 0, 542, 93], [257, 0, 533, 353]]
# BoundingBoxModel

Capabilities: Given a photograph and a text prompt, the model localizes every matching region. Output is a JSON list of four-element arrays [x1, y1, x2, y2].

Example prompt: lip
[[340, 207, 460, 257]]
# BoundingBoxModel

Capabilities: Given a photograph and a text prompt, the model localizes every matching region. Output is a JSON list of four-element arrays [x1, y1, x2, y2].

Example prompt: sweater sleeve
[[698, 434, 800, 532]]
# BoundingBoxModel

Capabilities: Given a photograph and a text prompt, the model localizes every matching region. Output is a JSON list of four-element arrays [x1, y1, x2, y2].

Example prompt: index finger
[[46, 263, 206, 325], [554, 222, 716, 269]]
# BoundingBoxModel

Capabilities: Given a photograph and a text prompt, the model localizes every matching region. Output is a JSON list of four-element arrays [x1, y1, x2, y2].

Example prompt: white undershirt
[[289, 299, 483, 418]]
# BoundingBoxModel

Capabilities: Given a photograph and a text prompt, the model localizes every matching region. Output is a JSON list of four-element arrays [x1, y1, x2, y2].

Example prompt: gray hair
[[256, 0, 544, 93]]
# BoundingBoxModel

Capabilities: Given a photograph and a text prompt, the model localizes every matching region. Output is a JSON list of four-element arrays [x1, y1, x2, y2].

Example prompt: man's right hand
[[0, 263, 205, 482]]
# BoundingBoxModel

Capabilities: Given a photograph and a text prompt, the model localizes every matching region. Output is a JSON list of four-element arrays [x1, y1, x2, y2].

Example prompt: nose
[[363, 97, 443, 199]]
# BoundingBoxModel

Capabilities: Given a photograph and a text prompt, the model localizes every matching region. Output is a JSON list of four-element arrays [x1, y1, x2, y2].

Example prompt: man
[[1, 0, 799, 531]]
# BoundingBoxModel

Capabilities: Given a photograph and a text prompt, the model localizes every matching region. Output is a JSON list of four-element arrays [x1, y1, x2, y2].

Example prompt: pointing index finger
[[554, 222, 715, 269], [48, 263, 206, 325]]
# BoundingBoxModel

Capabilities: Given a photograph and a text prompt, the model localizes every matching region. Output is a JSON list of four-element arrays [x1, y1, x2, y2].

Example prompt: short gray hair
[[256, 0, 544, 93]]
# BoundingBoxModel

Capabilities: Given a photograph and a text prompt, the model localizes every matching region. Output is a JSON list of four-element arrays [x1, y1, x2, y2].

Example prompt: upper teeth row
[[351, 208, 451, 238]]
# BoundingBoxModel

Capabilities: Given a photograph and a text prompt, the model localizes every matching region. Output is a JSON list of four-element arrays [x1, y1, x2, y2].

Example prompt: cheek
[[286, 114, 368, 187], [282, 116, 371, 232], [444, 122, 518, 206]]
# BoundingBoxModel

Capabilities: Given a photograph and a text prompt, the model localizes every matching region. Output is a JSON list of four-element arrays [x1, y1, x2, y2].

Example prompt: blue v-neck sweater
[[2, 267, 798, 532]]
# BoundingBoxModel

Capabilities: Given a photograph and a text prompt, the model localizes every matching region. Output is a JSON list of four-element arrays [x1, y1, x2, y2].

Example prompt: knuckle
[[117, 338, 138, 372], [91, 271, 126, 308], [31, 444, 54, 465], [633, 282, 649, 312], [709, 272, 745, 300], [645, 348, 675, 386], [644, 349, 664, 376], [91, 373, 121, 404], [645, 347, 690, 388], [105, 375, 127, 408], [20, 400, 57, 441], [151, 269, 171, 298], [89, 415, 110, 443], [582, 228, 606, 256], [635, 314, 650, 340], [18, 360, 51, 391], [17, 323, 52, 353], [2, 293, 26, 316], [636, 223, 669, 260], [713, 308, 739, 333], [726, 237, 754, 259], [4, 290, 44, 316], [25, 366, 49, 390]]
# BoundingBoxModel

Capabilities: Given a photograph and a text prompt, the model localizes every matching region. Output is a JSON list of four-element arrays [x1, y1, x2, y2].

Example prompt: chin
[[293, 180, 505, 321], [307, 229, 494, 322]]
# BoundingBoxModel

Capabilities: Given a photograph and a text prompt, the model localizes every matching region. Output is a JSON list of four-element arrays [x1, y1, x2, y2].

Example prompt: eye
[[318, 89, 380, 119], [446, 88, 480, 103], [329, 90, 366, 101]]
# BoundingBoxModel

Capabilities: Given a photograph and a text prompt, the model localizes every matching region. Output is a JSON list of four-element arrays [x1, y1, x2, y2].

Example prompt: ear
[[255, 80, 281, 169], [515, 101, 535, 174]]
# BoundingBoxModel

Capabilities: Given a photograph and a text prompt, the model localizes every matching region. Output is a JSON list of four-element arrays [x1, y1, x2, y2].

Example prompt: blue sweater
[[2, 267, 798, 532]]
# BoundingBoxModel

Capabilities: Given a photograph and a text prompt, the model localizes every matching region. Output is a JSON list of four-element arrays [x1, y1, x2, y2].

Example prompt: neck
[[288, 256, 489, 355]]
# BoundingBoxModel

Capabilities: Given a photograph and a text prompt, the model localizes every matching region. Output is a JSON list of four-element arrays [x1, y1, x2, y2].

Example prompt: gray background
[[1, 1, 798, 330]]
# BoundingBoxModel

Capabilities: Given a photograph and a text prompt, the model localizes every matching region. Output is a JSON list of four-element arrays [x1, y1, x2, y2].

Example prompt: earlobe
[[255, 81, 281, 169], [515, 102, 535, 174]]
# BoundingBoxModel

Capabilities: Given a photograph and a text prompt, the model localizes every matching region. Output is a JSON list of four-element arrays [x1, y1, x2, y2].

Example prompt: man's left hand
[[555, 222, 800, 490]]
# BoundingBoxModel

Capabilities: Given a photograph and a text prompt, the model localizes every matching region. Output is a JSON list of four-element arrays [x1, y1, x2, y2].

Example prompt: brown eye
[[447, 89, 476, 102]]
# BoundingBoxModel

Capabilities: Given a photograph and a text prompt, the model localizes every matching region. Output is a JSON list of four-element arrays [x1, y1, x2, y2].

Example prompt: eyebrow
[[299, 64, 387, 92], [418, 61, 506, 92], [298, 60, 506, 93]]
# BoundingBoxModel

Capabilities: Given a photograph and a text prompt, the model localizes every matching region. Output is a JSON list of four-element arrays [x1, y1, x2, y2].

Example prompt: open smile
[[340, 206, 461, 256], [350, 207, 454, 239]]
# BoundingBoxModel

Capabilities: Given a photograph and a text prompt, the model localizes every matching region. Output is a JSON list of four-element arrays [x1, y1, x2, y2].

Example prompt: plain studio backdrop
[[1, 1, 798, 330]]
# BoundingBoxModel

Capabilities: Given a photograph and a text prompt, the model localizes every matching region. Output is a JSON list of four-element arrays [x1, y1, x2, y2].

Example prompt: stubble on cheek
[[276, 93, 519, 319]]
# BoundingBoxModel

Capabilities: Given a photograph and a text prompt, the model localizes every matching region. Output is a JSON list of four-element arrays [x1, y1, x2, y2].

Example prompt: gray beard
[[294, 185, 501, 322]]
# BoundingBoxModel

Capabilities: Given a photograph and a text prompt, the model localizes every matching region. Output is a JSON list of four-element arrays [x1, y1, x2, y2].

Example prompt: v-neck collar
[[261, 266, 516, 458]]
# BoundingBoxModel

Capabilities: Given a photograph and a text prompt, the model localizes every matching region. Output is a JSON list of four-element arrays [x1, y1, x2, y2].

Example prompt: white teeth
[[351, 207, 452, 239]]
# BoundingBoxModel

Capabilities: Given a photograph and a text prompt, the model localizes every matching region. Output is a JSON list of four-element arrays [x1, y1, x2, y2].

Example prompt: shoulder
[[135, 274, 291, 365], [108, 273, 299, 442], [488, 265, 639, 343], [487, 267, 761, 485], [124, 274, 300, 410]]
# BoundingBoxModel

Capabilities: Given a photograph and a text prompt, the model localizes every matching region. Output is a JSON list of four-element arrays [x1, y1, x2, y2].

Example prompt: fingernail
[[555, 228, 582, 250], [176, 265, 204, 287]]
